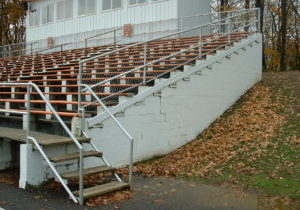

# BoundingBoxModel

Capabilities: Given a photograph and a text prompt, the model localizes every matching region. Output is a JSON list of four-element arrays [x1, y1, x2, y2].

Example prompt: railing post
[[180, 17, 183, 38], [129, 138, 134, 189], [218, 12, 221, 34], [228, 13, 232, 46], [30, 43, 33, 55], [143, 43, 147, 85], [78, 63, 83, 125], [199, 27, 203, 58], [85, 39, 88, 57], [79, 148, 84, 205], [26, 84, 31, 143], [114, 30, 117, 49]]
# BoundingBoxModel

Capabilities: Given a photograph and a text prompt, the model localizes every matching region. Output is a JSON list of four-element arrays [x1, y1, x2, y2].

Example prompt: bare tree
[[279, 0, 288, 71]]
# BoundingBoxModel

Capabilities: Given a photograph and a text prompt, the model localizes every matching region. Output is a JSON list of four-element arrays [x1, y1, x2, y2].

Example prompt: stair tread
[[61, 166, 115, 179], [0, 127, 90, 146], [49, 151, 102, 163], [73, 181, 129, 199]]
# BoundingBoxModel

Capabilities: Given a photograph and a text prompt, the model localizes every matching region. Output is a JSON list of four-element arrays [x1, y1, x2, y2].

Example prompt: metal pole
[[26, 85, 31, 143], [30, 43, 33, 55], [180, 17, 183, 38], [114, 30, 117, 49], [219, 12, 221, 34], [129, 139, 133, 189], [79, 148, 84, 205], [199, 27, 203, 58], [78, 62, 83, 127], [257, 9, 261, 33], [143, 43, 147, 85], [228, 13, 232, 46], [85, 39, 88, 57]]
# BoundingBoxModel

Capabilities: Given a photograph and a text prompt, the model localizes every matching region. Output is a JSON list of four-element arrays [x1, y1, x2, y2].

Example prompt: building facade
[[26, 0, 211, 50]]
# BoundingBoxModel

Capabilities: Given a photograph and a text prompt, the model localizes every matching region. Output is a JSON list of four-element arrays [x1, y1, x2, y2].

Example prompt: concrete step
[[61, 166, 115, 179], [0, 127, 87, 146], [39, 137, 91, 146], [49, 151, 102, 163], [73, 181, 129, 199]]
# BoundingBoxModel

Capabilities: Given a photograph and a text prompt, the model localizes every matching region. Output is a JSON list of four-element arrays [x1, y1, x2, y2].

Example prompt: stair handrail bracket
[[0, 82, 85, 205]]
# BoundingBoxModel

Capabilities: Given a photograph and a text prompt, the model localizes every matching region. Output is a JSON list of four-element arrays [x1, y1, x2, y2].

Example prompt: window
[[103, 0, 122, 11], [129, 0, 146, 6], [41, 3, 54, 24], [57, 0, 73, 20], [29, 9, 40, 27], [78, 0, 96, 16]]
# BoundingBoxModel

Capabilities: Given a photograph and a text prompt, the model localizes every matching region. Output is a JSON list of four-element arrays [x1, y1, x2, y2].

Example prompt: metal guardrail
[[84, 27, 122, 56], [0, 82, 84, 205], [0, 8, 256, 60], [0, 41, 39, 58], [77, 8, 260, 188], [35, 42, 72, 55]]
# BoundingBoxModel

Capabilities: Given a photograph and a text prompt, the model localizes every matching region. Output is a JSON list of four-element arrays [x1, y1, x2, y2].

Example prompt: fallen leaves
[[0, 170, 19, 187], [134, 84, 288, 180], [153, 199, 164, 204], [86, 190, 132, 207]]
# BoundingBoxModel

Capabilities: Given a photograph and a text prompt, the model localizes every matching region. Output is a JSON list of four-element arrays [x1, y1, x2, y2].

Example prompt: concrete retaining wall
[[85, 34, 262, 167]]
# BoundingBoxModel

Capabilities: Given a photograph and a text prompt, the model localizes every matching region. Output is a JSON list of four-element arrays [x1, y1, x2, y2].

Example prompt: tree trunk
[[255, 0, 266, 69], [245, 0, 250, 31], [255, 0, 265, 33], [280, 0, 288, 71], [220, 0, 229, 33]]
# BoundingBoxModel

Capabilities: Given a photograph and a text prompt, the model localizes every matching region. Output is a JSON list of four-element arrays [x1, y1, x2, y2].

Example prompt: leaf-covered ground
[[134, 71, 300, 199], [0, 72, 299, 206]]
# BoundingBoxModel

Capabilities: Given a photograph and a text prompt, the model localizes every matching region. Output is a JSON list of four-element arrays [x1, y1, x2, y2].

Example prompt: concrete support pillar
[[19, 144, 45, 189]]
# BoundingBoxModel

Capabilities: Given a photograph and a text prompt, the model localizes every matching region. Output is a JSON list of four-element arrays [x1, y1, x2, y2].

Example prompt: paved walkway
[[0, 176, 267, 210]]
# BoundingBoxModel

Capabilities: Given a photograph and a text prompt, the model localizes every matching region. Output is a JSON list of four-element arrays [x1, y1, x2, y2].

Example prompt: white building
[[25, 0, 211, 50]]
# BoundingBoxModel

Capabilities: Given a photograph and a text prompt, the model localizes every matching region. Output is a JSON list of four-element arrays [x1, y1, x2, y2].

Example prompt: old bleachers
[[0, 32, 249, 123]]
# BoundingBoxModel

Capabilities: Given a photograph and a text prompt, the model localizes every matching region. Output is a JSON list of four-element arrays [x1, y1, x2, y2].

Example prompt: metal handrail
[[80, 84, 134, 187], [35, 42, 72, 55], [79, 9, 257, 65], [79, 9, 259, 92], [84, 27, 122, 56], [0, 82, 84, 205], [0, 41, 39, 58], [81, 19, 258, 109], [89, 23, 257, 105]]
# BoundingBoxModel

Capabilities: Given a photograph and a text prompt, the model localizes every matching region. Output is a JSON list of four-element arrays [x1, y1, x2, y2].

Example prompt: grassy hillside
[[135, 71, 300, 199]]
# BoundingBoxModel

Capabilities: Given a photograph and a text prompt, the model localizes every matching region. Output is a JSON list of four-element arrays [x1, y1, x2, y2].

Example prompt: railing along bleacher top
[[78, 8, 260, 92]]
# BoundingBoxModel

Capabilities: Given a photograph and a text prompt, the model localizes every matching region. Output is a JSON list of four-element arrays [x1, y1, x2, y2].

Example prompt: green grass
[[203, 115, 300, 199]]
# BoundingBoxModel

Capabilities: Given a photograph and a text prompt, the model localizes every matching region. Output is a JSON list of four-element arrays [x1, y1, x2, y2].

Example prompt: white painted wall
[[85, 34, 262, 167], [25, 0, 211, 49], [26, 0, 178, 43]]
